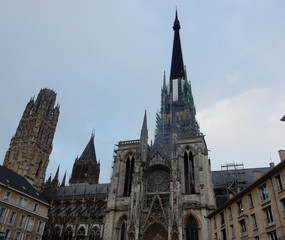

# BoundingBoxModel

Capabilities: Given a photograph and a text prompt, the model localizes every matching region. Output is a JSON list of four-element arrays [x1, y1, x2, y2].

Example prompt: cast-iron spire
[[170, 10, 184, 80]]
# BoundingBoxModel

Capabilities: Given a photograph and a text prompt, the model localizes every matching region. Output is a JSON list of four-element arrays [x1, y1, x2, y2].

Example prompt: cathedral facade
[[2, 12, 216, 240], [43, 12, 216, 240]]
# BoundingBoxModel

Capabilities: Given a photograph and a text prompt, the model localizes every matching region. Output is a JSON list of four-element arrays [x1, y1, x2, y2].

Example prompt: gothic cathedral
[[2, 11, 216, 240], [104, 11, 215, 240]]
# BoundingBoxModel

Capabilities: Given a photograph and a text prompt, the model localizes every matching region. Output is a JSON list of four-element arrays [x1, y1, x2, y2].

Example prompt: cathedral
[[3, 11, 216, 240]]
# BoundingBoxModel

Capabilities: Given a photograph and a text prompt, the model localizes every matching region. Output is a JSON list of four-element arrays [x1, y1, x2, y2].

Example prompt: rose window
[[147, 170, 170, 192]]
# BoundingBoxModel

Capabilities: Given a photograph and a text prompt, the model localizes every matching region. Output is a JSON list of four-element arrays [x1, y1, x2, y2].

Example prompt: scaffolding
[[221, 162, 245, 196]]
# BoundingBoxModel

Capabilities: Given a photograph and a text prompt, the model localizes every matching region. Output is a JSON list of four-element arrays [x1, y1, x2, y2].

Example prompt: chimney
[[278, 150, 285, 162], [253, 171, 262, 181]]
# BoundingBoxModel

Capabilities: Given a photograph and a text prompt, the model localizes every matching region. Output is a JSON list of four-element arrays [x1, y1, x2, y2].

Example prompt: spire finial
[[91, 128, 95, 138], [173, 8, 181, 31]]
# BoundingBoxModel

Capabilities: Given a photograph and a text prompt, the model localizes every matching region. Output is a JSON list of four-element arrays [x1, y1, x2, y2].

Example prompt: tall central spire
[[170, 10, 184, 80]]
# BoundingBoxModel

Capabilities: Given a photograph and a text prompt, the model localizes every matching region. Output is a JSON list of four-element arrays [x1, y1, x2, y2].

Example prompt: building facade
[[3, 89, 59, 191], [208, 155, 285, 240], [42, 11, 216, 240], [0, 166, 49, 240]]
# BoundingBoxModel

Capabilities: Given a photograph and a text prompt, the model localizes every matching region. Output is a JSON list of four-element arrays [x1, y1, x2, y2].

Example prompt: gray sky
[[0, 1, 284, 184]]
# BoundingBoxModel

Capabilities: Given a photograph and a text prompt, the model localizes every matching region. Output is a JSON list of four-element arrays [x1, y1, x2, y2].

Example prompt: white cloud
[[197, 88, 285, 170]]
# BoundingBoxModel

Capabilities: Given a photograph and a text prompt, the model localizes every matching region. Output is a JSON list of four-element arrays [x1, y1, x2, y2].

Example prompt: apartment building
[[208, 153, 285, 240], [0, 166, 49, 240]]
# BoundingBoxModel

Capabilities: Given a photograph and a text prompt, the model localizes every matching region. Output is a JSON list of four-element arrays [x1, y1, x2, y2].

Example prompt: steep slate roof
[[0, 165, 47, 203], [43, 183, 109, 200], [78, 133, 97, 162]]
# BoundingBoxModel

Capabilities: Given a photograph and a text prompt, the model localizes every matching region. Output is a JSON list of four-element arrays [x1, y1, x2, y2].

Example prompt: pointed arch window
[[184, 151, 195, 194], [52, 227, 61, 240], [120, 220, 126, 240], [77, 227, 85, 240], [63, 227, 73, 240], [123, 155, 134, 196], [89, 227, 100, 240], [186, 216, 198, 240]]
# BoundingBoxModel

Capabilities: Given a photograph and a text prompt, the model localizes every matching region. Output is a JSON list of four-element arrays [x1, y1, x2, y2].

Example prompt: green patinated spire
[[161, 71, 168, 113]]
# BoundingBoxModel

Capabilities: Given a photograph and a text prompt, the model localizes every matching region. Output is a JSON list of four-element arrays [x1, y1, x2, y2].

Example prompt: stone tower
[[104, 11, 215, 240], [69, 133, 100, 185], [3, 88, 59, 191]]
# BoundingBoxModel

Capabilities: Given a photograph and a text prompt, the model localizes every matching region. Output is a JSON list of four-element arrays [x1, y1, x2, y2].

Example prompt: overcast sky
[[0, 1, 284, 184]]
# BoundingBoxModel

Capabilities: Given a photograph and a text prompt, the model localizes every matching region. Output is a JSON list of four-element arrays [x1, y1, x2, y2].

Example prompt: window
[[37, 221, 43, 233], [33, 203, 39, 212], [186, 216, 199, 240], [260, 184, 270, 203], [230, 225, 235, 238], [77, 227, 85, 240], [228, 207, 232, 220], [220, 212, 225, 226], [123, 155, 134, 196], [248, 193, 254, 208], [14, 232, 21, 240], [239, 219, 247, 237], [184, 151, 195, 194], [264, 206, 274, 227], [27, 218, 35, 231], [8, 211, 16, 225], [254, 237, 260, 240], [213, 217, 217, 228], [18, 196, 23, 206], [64, 227, 73, 240], [4, 191, 11, 200], [268, 230, 278, 240], [89, 227, 100, 240], [281, 198, 285, 217], [275, 174, 283, 191], [221, 229, 226, 240], [5, 229, 11, 240], [18, 215, 26, 228], [251, 214, 257, 229], [237, 200, 244, 216], [25, 235, 30, 240], [0, 207, 6, 223]]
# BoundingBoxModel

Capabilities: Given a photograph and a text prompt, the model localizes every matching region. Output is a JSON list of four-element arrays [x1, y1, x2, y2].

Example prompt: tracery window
[[89, 227, 100, 240], [147, 170, 170, 192], [184, 151, 195, 194], [77, 227, 85, 240], [123, 155, 134, 196], [63, 227, 73, 240], [186, 216, 198, 240], [52, 227, 61, 240]]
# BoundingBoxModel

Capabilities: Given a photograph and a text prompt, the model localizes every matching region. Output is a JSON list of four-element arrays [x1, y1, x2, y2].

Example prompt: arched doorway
[[143, 223, 168, 240]]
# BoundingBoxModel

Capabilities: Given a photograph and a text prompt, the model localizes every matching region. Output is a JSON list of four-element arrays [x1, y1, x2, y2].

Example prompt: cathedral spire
[[79, 133, 97, 163], [170, 9, 184, 80], [69, 133, 100, 185]]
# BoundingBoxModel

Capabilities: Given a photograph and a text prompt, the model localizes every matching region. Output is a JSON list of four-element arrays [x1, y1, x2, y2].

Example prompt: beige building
[[0, 165, 49, 240], [208, 152, 285, 240]]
